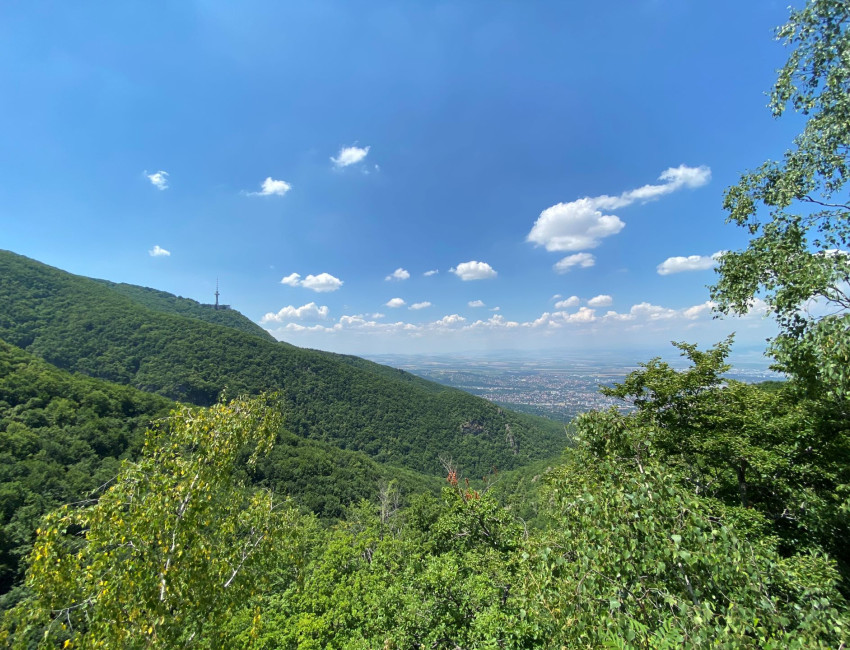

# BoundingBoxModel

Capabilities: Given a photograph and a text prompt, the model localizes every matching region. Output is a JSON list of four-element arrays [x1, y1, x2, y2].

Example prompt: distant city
[[366, 348, 779, 423]]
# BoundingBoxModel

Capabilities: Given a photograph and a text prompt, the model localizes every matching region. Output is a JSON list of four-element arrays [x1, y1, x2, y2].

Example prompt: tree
[[601, 339, 850, 568], [524, 406, 849, 647], [710, 0, 850, 399], [1, 394, 306, 649]]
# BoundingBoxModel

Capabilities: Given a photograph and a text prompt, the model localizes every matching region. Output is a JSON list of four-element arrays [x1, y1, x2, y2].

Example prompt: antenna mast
[[215, 278, 220, 310]]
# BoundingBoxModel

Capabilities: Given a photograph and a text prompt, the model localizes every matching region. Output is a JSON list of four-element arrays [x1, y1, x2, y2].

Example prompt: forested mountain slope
[[0, 251, 566, 476], [0, 339, 173, 603], [92, 279, 276, 341], [0, 339, 443, 604]]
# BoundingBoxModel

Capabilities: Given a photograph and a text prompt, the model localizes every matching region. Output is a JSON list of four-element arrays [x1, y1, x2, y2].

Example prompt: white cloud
[[601, 299, 723, 324], [656, 165, 712, 190], [587, 294, 613, 307], [410, 301, 432, 310], [490, 306, 501, 311], [568, 306, 597, 323], [554, 252, 596, 273], [465, 314, 520, 330], [554, 296, 580, 309], [609, 302, 678, 321], [302, 273, 343, 292], [263, 293, 773, 353], [450, 261, 497, 281], [529, 200, 625, 252], [385, 268, 410, 281], [149, 245, 170, 257], [468, 300, 485, 308], [280, 272, 343, 292], [145, 170, 169, 190], [434, 314, 466, 327], [423, 269, 439, 277], [682, 301, 715, 320], [260, 302, 330, 323], [249, 177, 292, 197], [331, 145, 370, 167], [386, 297, 406, 308], [657, 251, 723, 275], [527, 165, 710, 252]]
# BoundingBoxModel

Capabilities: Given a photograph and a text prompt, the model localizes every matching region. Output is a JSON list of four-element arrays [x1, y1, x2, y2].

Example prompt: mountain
[[0, 250, 567, 477], [0, 338, 444, 604], [92, 279, 276, 342], [0, 339, 172, 602]]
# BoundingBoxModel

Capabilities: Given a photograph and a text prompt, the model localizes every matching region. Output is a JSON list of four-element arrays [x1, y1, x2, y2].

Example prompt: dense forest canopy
[[1, 0, 849, 647], [0, 250, 566, 477]]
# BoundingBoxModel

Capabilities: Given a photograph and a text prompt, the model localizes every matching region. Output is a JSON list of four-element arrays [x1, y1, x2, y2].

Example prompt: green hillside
[[92, 280, 276, 342], [0, 339, 173, 604], [0, 250, 567, 477], [0, 339, 444, 604]]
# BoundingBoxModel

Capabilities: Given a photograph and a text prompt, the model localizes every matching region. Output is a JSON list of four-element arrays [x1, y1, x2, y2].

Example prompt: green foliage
[[603, 339, 850, 580], [710, 0, 850, 399], [92, 280, 276, 341], [252, 429, 443, 521], [0, 250, 566, 477], [0, 340, 173, 605], [0, 338, 445, 603], [229, 487, 536, 649], [3, 7, 850, 646], [2, 395, 310, 649], [527, 412, 848, 647], [4, 355, 846, 648]]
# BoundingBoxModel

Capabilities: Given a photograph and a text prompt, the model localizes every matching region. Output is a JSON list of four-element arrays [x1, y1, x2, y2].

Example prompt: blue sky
[[0, 0, 798, 355]]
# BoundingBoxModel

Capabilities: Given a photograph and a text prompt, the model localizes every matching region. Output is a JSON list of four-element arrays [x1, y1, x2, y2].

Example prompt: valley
[[368, 351, 779, 421]]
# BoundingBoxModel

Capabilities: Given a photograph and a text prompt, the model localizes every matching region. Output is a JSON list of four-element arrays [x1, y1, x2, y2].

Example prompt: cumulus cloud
[[587, 294, 613, 307], [682, 301, 715, 320], [145, 170, 169, 190], [265, 294, 749, 347], [410, 301, 432, 310], [604, 302, 678, 321], [468, 300, 485, 308], [569, 306, 597, 323], [302, 273, 343, 292], [465, 314, 520, 330], [385, 268, 410, 281], [527, 165, 711, 252], [450, 261, 497, 281], [657, 251, 723, 275], [260, 302, 330, 323], [554, 296, 580, 309], [423, 269, 439, 277], [386, 297, 406, 308], [149, 245, 170, 257], [529, 200, 625, 252], [434, 314, 466, 327], [280, 272, 343, 292], [249, 177, 292, 197], [554, 252, 596, 273], [331, 145, 370, 167]]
